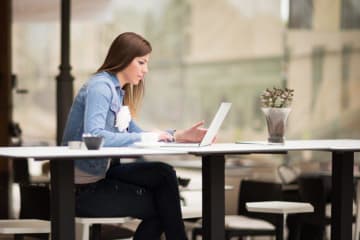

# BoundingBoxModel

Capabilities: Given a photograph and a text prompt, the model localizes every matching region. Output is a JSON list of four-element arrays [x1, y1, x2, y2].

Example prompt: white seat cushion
[[194, 215, 275, 230], [225, 215, 275, 230], [0, 219, 50, 234], [181, 206, 202, 219], [75, 217, 131, 225]]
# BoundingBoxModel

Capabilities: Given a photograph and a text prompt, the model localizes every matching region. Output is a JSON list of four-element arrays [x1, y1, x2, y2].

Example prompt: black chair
[[288, 175, 356, 240], [11, 158, 51, 240], [192, 179, 284, 240], [13, 158, 50, 219]]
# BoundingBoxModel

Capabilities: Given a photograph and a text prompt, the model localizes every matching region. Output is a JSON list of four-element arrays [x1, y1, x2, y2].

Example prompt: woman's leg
[[106, 161, 187, 240], [75, 179, 162, 240], [134, 217, 162, 240]]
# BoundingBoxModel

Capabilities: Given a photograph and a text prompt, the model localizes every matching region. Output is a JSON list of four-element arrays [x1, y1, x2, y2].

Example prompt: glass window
[[311, 47, 324, 111], [341, 0, 360, 29], [288, 0, 313, 29], [341, 45, 351, 109]]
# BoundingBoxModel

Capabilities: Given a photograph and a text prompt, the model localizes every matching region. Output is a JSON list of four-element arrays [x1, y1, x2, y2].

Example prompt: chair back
[[19, 184, 50, 220], [238, 179, 283, 225], [298, 176, 328, 225], [12, 158, 51, 220], [12, 158, 31, 184]]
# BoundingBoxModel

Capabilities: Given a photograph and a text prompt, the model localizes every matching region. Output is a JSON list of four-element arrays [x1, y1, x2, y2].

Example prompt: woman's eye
[[138, 61, 144, 65]]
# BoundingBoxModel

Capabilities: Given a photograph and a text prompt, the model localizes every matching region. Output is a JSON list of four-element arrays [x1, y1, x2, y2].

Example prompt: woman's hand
[[158, 131, 174, 142], [141, 131, 173, 142], [174, 121, 207, 143]]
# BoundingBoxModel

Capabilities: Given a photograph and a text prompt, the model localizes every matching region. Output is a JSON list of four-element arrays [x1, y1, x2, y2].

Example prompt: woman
[[62, 32, 206, 240]]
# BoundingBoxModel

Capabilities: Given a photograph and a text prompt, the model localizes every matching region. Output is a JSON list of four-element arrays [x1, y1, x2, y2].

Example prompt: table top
[[188, 140, 360, 155], [0, 146, 187, 160], [246, 201, 314, 214], [0, 140, 359, 160]]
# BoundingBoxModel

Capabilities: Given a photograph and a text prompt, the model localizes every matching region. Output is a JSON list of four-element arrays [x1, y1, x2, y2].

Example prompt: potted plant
[[260, 87, 294, 143]]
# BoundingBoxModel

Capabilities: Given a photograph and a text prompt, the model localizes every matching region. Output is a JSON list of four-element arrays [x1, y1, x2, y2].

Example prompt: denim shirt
[[62, 71, 143, 177]]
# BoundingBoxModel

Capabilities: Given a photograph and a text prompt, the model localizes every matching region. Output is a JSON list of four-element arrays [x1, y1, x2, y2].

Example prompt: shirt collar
[[104, 71, 125, 97]]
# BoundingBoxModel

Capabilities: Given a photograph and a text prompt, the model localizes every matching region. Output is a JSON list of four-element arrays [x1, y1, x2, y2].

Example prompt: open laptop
[[133, 102, 232, 148]]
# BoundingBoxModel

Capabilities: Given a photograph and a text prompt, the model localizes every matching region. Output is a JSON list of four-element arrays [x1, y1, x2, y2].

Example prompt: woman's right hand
[[157, 131, 174, 142], [174, 121, 207, 143]]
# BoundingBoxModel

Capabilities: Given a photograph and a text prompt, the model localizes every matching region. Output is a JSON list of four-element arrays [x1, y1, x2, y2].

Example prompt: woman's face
[[118, 54, 150, 86]]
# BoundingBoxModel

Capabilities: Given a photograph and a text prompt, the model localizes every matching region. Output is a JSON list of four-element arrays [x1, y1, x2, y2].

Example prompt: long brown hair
[[97, 32, 152, 117]]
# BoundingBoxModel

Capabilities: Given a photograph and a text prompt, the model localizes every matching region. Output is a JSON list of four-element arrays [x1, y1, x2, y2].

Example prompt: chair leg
[[76, 222, 89, 240], [14, 235, 24, 240], [192, 228, 201, 240], [90, 224, 101, 240], [276, 217, 284, 240]]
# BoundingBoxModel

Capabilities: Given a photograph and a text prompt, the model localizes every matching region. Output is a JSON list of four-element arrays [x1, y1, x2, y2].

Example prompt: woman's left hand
[[174, 121, 207, 143]]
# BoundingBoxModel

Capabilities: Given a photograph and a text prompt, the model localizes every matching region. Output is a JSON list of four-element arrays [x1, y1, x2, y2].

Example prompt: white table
[[1, 139, 360, 240], [246, 201, 314, 240]]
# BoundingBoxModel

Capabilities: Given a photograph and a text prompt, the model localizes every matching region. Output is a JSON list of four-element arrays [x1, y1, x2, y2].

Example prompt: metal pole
[[281, 1, 290, 165], [56, 0, 74, 145], [0, 0, 12, 218]]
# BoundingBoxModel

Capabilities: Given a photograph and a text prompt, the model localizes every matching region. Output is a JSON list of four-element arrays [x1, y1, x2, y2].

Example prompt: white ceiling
[[13, 0, 112, 22]]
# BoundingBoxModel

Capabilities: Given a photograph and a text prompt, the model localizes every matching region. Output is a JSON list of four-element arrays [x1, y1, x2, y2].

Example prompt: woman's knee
[[151, 162, 177, 179], [154, 161, 175, 172]]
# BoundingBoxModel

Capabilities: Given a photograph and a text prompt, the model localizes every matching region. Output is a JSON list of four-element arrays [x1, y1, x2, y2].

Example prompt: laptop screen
[[199, 102, 232, 146]]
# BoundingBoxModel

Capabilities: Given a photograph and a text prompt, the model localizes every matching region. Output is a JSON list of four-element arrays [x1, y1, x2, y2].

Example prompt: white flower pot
[[262, 107, 291, 143]]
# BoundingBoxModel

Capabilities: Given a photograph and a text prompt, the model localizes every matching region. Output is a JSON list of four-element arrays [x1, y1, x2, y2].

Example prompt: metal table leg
[[331, 151, 354, 240], [50, 159, 75, 240], [202, 155, 225, 240], [354, 180, 360, 240]]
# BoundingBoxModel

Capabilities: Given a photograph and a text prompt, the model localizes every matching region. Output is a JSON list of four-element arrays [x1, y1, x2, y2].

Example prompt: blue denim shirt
[[62, 71, 143, 176]]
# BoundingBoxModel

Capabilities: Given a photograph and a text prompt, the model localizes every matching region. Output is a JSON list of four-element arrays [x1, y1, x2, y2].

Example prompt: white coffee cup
[[68, 141, 82, 149]]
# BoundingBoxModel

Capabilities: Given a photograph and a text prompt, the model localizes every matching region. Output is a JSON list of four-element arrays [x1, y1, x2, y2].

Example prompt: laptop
[[133, 102, 232, 148]]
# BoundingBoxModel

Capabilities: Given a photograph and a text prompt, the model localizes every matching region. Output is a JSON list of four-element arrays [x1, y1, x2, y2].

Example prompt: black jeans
[[75, 161, 187, 240]]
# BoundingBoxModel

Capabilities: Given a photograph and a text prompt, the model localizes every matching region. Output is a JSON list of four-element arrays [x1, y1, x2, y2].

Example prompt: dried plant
[[260, 87, 294, 108]]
